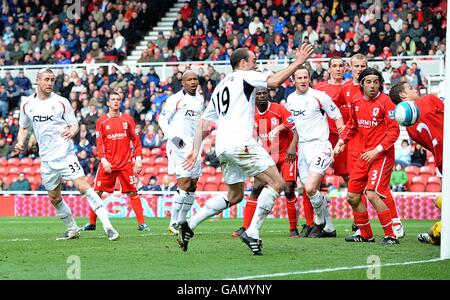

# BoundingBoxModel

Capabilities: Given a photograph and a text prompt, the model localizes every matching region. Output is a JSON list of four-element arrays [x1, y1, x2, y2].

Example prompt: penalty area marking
[[223, 258, 443, 280]]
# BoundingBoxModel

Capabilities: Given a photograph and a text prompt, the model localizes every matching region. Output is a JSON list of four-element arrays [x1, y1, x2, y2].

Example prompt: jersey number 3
[[213, 86, 230, 116]]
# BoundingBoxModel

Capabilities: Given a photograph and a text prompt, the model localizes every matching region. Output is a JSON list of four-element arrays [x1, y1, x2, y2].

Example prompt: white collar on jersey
[[107, 112, 122, 118], [257, 101, 271, 115]]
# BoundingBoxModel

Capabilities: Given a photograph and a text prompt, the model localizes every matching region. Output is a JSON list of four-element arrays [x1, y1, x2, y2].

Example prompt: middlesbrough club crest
[[123, 122, 128, 129], [271, 117, 278, 125]]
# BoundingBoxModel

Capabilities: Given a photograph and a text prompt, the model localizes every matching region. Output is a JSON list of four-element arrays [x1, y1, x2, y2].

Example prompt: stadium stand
[[0, 0, 445, 191]]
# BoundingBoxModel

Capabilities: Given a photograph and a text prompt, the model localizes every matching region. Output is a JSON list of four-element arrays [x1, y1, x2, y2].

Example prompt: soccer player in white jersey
[[180, 44, 314, 255], [158, 71, 204, 235], [285, 67, 345, 238], [15, 68, 119, 241]]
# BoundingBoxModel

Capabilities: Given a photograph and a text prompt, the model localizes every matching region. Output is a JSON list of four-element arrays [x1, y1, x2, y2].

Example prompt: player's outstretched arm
[[268, 123, 288, 143], [333, 139, 345, 157], [267, 43, 313, 88]]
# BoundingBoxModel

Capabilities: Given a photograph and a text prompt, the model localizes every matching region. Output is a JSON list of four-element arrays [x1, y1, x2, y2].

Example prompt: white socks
[[54, 199, 78, 231], [178, 192, 194, 223], [246, 186, 279, 240], [189, 194, 229, 230], [309, 191, 326, 225], [322, 197, 335, 232], [170, 189, 188, 225], [84, 188, 113, 231]]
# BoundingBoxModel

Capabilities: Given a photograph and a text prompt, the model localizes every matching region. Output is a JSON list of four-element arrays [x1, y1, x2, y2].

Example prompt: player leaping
[[15, 68, 119, 241], [180, 44, 314, 255]]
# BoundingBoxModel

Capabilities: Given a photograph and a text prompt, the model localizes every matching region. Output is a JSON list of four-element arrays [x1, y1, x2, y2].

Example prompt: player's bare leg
[[48, 183, 80, 240], [366, 190, 399, 244], [73, 177, 119, 241], [345, 192, 375, 242]]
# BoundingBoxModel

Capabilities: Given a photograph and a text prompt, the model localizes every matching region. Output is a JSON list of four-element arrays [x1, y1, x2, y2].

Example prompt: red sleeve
[[127, 116, 142, 158], [279, 104, 295, 129], [379, 97, 400, 151], [96, 118, 106, 159], [339, 100, 358, 143]]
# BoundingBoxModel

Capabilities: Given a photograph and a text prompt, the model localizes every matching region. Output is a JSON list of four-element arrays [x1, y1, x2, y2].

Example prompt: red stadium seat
[[33, 158, 41, 166], [151, 148, 162, 156], [206, 176, 221, 185], [8, 167, 21, 175], [5, 174, 18, 185], [324, 175, 340, 188], [215, 167, 222, 174], [19, 157, 34, 166], [142, 156, 155, 166], [0, 158, 7, 166], [196, 183, 204, 191], [202, 166, 216, 176], [420, 165, 436, 176], [31, 166, 41, 174], [21, 167, 34, 175], [28, 176, 40, 191], [203, 182, 219, 191], [154, 157, 168, 167], [141, 148, 151, 157], [7, 158, 20, 166], [0, 166, 6, 174], [426, 176, 441, 192], [409, 176, 426, 192], [405, 165, 419, 177], [144, 166, 158, 175], [197, 176, 206, 185], [158, 166, 168, 175], [218, 183, 228, 191]]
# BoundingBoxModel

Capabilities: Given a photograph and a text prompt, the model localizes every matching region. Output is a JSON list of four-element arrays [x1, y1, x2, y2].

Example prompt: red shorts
[[329, 133, 348, 176], [348, 154, 394, 198], [347, 150, 359, 174], [94, 163, 137, 193], [277, 159, 297, 182]]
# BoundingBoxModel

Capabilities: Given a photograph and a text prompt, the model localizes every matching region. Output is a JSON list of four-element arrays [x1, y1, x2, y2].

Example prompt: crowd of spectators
[[0, 0, 175, 66], [138, 0, 446, 63]]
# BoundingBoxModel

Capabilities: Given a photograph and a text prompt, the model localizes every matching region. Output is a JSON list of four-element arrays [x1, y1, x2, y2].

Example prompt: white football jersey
[[19, 92, 78, 161], [286, 88, 342, 143], [203, 70, 269, 156], [158, 89, 204, 149]]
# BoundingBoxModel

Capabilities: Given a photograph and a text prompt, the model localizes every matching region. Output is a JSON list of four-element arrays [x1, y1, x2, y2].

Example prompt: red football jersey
[[314, 80, 346, 135], [255, 102, 293, 163], [340, 92, 400, 156], [96, 113, 143, 170], [407, 95, 444, 171], [339, 81, 363, 152]]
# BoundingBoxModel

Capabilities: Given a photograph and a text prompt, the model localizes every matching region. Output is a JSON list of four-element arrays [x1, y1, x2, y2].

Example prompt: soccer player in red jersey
[[315, 57, 349, 181], [334, 68, 400, 244], [83, 92, 148, 231], [389, 82, 444, 175], [231, 88, 300, 238], [339, 55, 404, 239]]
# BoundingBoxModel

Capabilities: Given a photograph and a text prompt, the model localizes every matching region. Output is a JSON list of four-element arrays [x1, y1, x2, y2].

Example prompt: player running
[[334, 68, 400, 245], [180, 44, 314, 255], [83, 91, 148, 232], [15, 68, 119, 241], [158, 71, 204, 235], [231, 87, 300, 238]]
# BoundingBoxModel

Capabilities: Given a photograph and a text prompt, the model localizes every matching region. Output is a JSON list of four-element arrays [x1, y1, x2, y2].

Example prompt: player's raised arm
[[266, 43, 313, 88]]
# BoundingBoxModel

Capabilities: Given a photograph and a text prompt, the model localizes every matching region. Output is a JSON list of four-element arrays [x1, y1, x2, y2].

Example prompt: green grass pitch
[[0, 217, 448, 280]]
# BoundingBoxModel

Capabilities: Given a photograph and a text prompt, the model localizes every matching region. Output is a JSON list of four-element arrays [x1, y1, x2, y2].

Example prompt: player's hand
[[134, 158, 143, 175], [333, 139, 345, 157], [360, 148, 379, 162], [101, 158, 112, 174], [61, 128, 75, 141], [171, 136, 185, 149], [182, 151, 197, 171], [337, 126, 345, 135], [295, 43, 314, 64], [286, 145, 297, 164], [14, 142, 25, 154]]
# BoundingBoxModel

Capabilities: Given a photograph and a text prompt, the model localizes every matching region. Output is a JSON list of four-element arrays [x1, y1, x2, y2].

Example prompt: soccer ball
[[394, 101, 420, 126]]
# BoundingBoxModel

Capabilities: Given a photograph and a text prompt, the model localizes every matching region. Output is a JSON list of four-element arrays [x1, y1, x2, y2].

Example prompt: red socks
[[242, 197, 257, 229], [129, 194, 145, 225], [302, 190, 314, 226], [286, 196, 298, 230], [89, 207, 97, 225], [377, 209, 395, 238], [353, 211, 373, 239], [384, 192, 399, 220]]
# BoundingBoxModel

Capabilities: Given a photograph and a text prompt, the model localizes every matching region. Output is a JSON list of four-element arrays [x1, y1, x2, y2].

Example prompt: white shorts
[[297, 141, 332, 184], [167, 145, 202, 179], [40, 154, 86, 190], [219, 143, 275, 185]]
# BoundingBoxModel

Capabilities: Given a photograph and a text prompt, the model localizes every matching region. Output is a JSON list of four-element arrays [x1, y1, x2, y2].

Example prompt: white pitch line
[[223, 258, 444, 280]]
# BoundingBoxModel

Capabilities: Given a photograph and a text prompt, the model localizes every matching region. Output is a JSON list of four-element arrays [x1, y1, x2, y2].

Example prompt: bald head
[[181, 70, 199, 96]]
